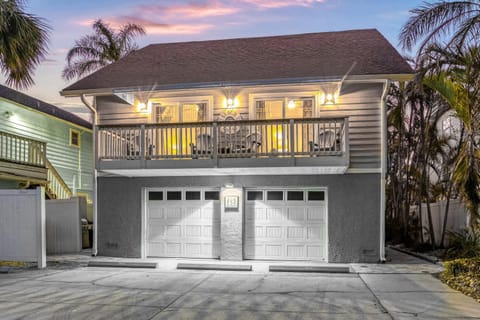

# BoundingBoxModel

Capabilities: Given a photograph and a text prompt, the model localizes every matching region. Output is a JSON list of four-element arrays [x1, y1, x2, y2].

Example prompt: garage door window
[[205, 191, 220, 200], [267, 191, 283, 201], [287, 191, 304, 201], [149, 192, 163, 201], [186, 191, 201, 200], [308, 191, 325, 201], [167, 191, 182, 200], [247, 191, 263, 201]]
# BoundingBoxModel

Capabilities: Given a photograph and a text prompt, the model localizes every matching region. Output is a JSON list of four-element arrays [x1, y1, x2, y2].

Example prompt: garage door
[[147, 189, 221, 258], [244, 188, 327, 261]]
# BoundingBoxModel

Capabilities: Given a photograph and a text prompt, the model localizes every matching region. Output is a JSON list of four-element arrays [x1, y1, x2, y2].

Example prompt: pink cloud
[[241, 0, 325, 8], [138, 1, 240, 19], [111, 16, 214, 35], [76, 17, 213, 35]]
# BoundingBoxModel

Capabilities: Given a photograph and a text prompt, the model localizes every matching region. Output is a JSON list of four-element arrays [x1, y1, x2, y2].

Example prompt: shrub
[[444, 229, 480, 259], [441, 258, 480, 303]]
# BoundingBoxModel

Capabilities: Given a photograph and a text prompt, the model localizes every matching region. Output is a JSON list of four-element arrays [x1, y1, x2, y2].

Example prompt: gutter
[[379, 79, 390, 263], [80, 94, 98, 257]]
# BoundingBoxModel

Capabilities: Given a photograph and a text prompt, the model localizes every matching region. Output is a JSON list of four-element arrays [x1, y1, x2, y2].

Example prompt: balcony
[[0, 131, 48, 183], [97, 117, 349, 174]]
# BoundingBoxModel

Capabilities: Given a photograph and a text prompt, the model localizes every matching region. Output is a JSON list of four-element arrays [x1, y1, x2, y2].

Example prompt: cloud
[[240, 0, 325, 9], [111, 16, 214, 35], [138, 1, 240, 19]]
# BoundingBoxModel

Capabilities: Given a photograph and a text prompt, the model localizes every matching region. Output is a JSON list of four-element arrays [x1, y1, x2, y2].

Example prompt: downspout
[[81, 94, 98, 257], [380, 79, 390, 262]]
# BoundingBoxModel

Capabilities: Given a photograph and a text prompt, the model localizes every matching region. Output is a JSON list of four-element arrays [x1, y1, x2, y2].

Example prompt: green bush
[[445, 229, 480, 259]]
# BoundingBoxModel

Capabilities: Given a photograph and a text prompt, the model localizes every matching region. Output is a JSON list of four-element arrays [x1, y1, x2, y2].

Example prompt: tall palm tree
[[422, 44, 480, 230], [400, 1, 480, 53], [62, 19, 145, 80], [0, 0, 50, 88]]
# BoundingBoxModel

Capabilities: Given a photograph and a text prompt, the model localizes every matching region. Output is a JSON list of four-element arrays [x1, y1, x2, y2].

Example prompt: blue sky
[[5, 0, 425, 117]]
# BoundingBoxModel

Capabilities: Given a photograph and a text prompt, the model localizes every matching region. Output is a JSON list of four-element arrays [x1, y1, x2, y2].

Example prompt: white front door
[[146, 189, 221, 258], [244, 188, 327, 261]]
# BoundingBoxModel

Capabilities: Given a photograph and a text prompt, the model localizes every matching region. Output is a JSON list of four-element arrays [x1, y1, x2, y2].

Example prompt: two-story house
[[61, 29, 413, 262]]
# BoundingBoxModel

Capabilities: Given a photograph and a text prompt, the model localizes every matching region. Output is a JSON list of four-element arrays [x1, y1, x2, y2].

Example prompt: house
[[61, 29, 413, 262], [0, 85, 93, 204]]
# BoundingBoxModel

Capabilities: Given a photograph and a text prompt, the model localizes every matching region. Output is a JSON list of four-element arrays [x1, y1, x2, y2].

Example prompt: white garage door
[[147, 189, 221, 258], [244, 188, 327, 261]]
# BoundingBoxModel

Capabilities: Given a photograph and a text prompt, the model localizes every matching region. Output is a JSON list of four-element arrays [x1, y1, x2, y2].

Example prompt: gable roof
[[0, 85, 92, 129], [62, 29, 412, 95]]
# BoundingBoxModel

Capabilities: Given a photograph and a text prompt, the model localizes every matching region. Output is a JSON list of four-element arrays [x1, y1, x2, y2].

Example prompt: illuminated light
[[137, 100, 152, 113], [3, 111, 13, 119], [226, 98, 235, 109], [325, 93, 335, 105], [287, 100, 296, 109]]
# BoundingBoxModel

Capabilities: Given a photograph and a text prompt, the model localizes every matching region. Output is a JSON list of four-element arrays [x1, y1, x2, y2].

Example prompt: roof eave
[[61, 73, 414, 97]]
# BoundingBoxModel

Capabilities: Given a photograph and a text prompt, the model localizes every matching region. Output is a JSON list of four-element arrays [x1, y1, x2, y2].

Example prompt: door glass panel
[[308, 191, 325, 201], [267, 191, 283, 201], [247, 191, 263, 201], [205, 191, 220, 200], [186, 191, 201, 200], [287, 191, 304, 201], [149, 192, 163, 201], [167, 191, 182, 200]]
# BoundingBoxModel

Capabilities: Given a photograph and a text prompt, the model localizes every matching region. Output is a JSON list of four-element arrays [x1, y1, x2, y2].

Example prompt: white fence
[[411, 199, 468, 246], [46, 197, 87, 254], [0, 188, 46, 268]]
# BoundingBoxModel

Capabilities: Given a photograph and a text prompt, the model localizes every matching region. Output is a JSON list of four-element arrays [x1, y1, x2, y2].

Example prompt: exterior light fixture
[[137, 100, 152, 113], [4, 111, 13, 118], [226, 98, 235, 109], [287, 100, 296, 109], [325, 93, 335, 105]]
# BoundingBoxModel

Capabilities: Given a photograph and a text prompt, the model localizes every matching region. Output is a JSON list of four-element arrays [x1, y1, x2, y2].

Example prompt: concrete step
[[87, 261, 158, 268], [177, 263, 252, 271], [269, 265, 351, 273]]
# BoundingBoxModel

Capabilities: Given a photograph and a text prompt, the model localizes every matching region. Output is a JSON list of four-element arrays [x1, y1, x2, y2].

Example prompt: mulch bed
[[441, 258, 480, 303]]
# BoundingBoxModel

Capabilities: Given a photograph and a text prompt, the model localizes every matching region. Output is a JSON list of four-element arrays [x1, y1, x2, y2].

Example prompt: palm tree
[[62, 19, 145, 80], [400, 1, 480, 53], [0, 0, 50, 88], [422, 44, 480, 230]]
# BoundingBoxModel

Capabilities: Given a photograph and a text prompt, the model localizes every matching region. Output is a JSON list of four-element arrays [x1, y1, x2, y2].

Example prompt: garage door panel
[[245, 188, 327, 261], [147, 189, 220, 258]]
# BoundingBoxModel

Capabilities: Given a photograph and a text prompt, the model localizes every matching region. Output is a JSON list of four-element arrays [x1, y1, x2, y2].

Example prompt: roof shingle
[[62, 29, 412, 94]]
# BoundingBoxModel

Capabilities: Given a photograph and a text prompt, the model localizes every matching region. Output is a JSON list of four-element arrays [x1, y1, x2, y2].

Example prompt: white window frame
[[248, 92, 318, 120], [150, 96, 214, 123]]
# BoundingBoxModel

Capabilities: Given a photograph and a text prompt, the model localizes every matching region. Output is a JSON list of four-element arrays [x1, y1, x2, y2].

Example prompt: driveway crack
[[358, 274, 393, 320]]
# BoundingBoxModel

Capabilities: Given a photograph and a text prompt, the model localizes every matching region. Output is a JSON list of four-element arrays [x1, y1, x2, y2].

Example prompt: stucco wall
[[97, 173, 380, 262]]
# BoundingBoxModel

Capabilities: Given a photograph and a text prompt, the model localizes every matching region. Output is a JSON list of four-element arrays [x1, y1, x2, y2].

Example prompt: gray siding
[[95, 82, 383, 169], [98, 173, 380, 262], [0, 98, 93, 197]]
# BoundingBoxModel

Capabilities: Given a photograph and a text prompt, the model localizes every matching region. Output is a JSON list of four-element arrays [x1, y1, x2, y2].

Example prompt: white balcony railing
[[0, 131, 46, 167], [98, 117, 348, 162]]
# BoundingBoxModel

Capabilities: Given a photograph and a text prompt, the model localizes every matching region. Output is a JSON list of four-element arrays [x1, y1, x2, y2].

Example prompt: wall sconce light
[[225, 97, 238, 109], [137, 100, 152, 113], [287, 100, 296, 109], [325, 93, 335, 105], [4, 111, 13, 119]]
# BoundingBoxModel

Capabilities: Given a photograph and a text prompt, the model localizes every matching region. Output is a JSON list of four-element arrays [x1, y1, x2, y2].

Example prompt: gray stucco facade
[[97, 173, 380, 263]]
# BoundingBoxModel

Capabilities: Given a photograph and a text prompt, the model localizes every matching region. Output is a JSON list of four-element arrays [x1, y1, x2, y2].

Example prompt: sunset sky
[[4, 0, 425, 118]]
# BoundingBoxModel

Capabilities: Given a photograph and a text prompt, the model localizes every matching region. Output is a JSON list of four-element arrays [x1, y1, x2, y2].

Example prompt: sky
[[3, 0, 426, 119]]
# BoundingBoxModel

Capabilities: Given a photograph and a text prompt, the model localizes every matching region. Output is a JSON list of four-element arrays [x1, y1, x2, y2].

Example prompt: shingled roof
[[0, 85, 92, 129], [62, 29, 412, 94]]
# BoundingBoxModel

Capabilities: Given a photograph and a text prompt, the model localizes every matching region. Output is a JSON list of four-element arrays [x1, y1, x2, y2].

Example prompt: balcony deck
[[97, 117, 349, 175], [0, 131, 47, 183]]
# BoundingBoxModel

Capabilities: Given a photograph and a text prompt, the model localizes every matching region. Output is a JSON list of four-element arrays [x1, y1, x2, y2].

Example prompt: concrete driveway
[[1, 250, 479, 319]]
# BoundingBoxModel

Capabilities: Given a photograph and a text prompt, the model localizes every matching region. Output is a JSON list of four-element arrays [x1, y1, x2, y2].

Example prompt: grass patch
[[0, 260, 29, 267], [441, 258, 480, 303]]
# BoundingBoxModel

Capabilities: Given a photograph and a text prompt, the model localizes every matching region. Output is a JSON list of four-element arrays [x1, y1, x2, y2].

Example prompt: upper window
[[255, 98, 314, 120], [70, 129, 80, 147], [152, 102, 207, 123]]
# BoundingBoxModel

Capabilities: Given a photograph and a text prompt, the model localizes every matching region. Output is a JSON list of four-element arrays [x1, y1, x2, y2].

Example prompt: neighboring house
[[61, 29, 413, 262], [0, 85, 93, 202]]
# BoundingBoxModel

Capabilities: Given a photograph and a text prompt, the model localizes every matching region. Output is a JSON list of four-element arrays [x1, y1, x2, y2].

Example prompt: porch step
[[269, 264, 351, 273], [177, 263, 252, 271], [87, 261, 158, 269]]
